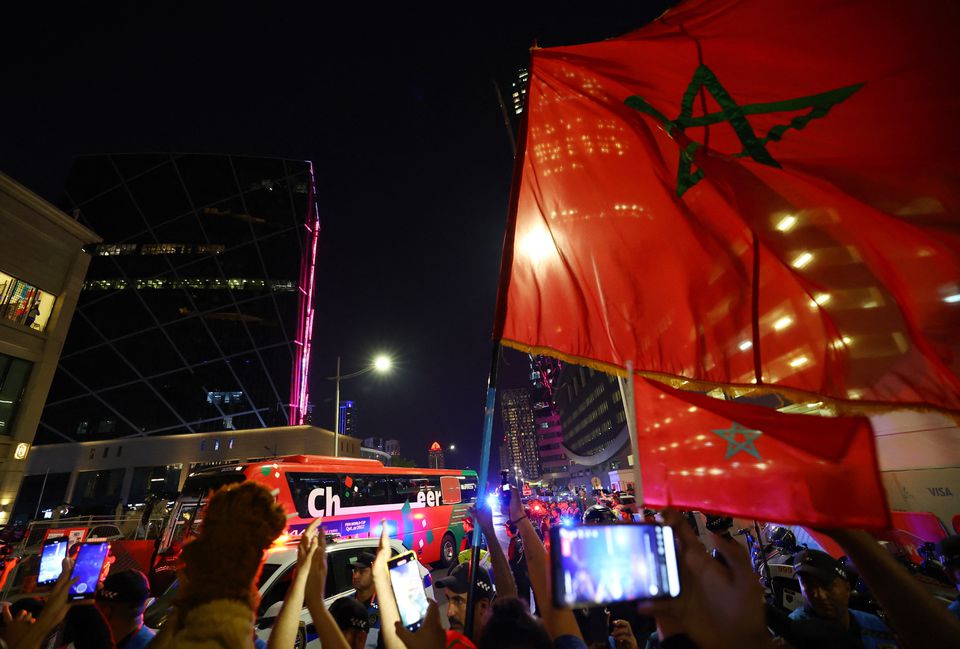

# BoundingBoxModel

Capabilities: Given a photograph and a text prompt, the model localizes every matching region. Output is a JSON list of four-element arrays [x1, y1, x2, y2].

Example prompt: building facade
[[384, 439, 400, 456], [339, 400, 357, 437], [428, 441, 444, 469], [0, 173, 101, 521], [554, 364, 631, 491], [39, 154, 319, 444], [499, 388, 541, 482], [529, 356, 570, 488], [14, 425, 359, 520]]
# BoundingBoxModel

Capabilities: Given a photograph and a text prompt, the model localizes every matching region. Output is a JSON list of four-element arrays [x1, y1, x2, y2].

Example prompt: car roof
[[263, 536, 406, 564]]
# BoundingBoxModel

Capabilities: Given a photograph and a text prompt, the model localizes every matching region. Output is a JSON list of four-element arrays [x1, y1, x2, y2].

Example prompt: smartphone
[[499, 483, 512, 510], [38, 538, 69, 586], [68, 542, 110, 600], [387, 551, 429, 631], [550, 523, 681, 608]]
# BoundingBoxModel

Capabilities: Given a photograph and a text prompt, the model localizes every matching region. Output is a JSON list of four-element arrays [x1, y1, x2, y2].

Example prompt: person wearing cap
[[350, 551, 382, 649], [434, 561, 495, 640], [95, 569, 155, 649], [785, 549, 898, 649], [329, 597, 370, 649], [937, 535, 960, 620]]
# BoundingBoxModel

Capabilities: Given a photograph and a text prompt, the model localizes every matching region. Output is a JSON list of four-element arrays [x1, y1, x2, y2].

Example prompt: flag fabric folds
[[496, 0, 960, 413], [634, 378, 890, 529]]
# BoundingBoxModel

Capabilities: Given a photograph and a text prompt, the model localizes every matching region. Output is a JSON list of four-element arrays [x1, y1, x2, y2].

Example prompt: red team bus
[[158, 455, 478, 568]]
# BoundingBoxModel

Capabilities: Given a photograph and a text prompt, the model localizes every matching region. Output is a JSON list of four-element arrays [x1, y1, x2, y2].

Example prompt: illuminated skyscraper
[[339, 400, 357, 437], [428, 441, 445, 469], [39, 154, 319, 445], [499, 388, 541, 481], [530, 355, 569, 488], [555, 364, 631, 491], [511, 68, 530, 117]]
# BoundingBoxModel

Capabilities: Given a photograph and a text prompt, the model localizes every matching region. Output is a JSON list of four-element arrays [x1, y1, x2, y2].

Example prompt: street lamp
[[331, 354, 393, 457]]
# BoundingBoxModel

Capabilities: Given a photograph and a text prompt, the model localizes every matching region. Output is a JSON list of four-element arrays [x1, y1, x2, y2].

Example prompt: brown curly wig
[[176, 481, 287, 617]]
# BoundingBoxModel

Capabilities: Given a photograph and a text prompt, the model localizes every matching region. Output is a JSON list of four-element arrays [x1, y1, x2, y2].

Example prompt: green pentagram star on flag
[[711, 422, 763, 461], [625, 64, 863, 196]]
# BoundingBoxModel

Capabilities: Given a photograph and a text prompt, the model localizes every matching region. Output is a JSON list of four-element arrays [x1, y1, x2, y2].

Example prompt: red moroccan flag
[[634, 378, 890, 529], [496, 0, 960, 412]]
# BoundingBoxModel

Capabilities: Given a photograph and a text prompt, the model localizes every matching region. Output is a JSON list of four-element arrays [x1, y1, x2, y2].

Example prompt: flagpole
[[618, 360, 644, 509], [464, 343, 501, 639]]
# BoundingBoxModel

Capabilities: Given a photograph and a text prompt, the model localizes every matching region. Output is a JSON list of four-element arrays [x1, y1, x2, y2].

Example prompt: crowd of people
[[0, 480, 958, 649]]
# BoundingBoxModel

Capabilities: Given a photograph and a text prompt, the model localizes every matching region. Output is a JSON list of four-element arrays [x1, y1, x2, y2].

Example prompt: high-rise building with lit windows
[[499, 388, 541, 482], [530, 355, 569, 488], [511, 68, 529, 117], [38, 154, 320, 449], [428, 441, 445, 469], [554, 364, 631, 491], [339, 400, 357, 437]]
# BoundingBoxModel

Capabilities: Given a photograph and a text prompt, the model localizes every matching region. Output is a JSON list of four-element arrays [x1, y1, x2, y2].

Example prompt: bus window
[[286, 473, 341, 518], [350, 475, 390, 507], [393, 478, 419, 503]]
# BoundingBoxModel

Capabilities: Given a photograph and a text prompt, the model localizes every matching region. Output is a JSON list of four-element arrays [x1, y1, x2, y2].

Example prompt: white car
[[145, 537, 434, 649]]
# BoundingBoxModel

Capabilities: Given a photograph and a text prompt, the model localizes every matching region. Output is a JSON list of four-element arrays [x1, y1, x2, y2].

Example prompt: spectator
[[349, 552, 382, 649], [149, 481, 286, 649], [475, 596, 551, 649], [469, 503, 517, 601], [937, 535, 960, 621], [95, 570, 154, 649], [434, 562, 495, 640], [0, 557, 76, 649], [821, 528, 960, 649], [783, 549, 898, 648], [329, 598, 371, 649], [267, 518, 353, 649]]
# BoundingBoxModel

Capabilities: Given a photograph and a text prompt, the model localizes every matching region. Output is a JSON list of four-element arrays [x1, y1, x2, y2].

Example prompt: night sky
[[1, 3, 671, 470]]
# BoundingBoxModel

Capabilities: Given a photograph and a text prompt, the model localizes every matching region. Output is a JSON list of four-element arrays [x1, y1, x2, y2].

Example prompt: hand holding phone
[[550, 523, 681, 608], [38, 539, 69, 586], [386, 551, 428, 631], [68, 542, 110, 601]]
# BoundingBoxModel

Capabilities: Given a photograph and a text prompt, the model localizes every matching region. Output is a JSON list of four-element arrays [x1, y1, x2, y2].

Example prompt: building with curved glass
[[38, 154, 319, 456]]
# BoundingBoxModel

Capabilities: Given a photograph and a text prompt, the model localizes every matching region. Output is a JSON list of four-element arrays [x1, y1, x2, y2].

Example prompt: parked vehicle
[[144, 536, 433, 649]]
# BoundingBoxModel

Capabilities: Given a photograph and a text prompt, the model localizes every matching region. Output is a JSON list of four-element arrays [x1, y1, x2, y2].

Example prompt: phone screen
[[551, 523, 681, 608], [68, 542, 110, 600], [38, 539, 69, 585], [387, 552, 428, 630]]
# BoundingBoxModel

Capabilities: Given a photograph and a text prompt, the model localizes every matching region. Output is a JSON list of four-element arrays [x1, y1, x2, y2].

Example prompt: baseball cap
[[96, 569, 151, 605], [329, 597, 369, 632], [793, 549, 846, 583], [434, 562, 494, 599], [350, 552, 376, 570]]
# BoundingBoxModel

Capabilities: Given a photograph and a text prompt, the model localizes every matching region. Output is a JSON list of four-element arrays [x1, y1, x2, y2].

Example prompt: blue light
[[561, 516, 574, 528], [486, 494, 498, 510], [372, 520, 399, 537]]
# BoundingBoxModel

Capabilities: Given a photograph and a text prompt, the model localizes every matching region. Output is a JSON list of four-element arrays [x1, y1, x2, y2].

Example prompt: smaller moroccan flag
[[634, 377, 890, 529]]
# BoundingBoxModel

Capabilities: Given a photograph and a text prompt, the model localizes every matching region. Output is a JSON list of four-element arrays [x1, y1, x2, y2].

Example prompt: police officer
[[350, 552, 382, 649], [785, 549, 898, 648]]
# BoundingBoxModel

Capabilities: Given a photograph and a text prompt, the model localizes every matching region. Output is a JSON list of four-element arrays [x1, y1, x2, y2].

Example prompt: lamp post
[[331, 354, 392, 457]]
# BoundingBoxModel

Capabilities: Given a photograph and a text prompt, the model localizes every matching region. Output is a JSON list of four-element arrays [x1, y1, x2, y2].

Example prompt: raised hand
[[394, 600, 445, 649], [637, 509, 773, 649]]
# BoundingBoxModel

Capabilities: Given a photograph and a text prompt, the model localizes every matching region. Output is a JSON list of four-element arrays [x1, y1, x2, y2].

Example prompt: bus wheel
[[440, 533, 457, 568]]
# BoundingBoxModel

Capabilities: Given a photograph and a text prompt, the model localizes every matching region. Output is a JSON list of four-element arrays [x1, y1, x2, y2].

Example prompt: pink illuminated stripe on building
[[290, 163, 321, 425]]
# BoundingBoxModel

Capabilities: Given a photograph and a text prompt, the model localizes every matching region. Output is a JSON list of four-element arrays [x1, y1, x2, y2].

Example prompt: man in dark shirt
[[350, 551, 381, 649], [784, 549, 898, 649], [95, 570, 155, 649]]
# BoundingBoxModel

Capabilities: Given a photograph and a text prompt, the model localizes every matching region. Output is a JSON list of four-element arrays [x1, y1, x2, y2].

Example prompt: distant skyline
[[0, 3, 672, 466]]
